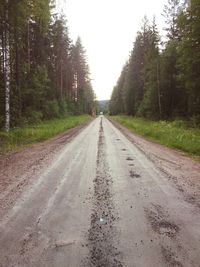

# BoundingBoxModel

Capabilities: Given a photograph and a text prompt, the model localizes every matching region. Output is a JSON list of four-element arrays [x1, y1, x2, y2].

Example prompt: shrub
[[26, 110, 43, 124], [58, 100, 68, 117], [0, 115, 4, 129], [190, 115, 200, 128], [43, 100, 59, 119]]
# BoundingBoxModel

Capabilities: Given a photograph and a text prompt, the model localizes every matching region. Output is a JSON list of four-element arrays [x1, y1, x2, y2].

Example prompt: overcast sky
[[57, 0, 167, 100]]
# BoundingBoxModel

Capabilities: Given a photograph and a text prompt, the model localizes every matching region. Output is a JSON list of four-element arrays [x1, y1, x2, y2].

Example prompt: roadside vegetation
[[110, 1, 200, 128], [0, 1, 95, 132], [0, 115, 91, 154], [111, 116, 200, 157], [109, 0, 200, 157]]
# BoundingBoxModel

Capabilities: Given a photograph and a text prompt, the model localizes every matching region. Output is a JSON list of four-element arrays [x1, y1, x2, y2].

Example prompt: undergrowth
[[0, 115, 92, 154], [111, 116, 200, 157]]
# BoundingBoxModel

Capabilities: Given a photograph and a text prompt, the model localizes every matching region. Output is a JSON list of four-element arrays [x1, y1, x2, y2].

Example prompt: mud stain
[[85, 118, 123, 267], [144, 205, 183, 266], [20, 233, 33, 255], [126, 157, 133, 161], [145, 205, 179, 238], [161, 246, 183, 267], [129, 170, 140, 178]]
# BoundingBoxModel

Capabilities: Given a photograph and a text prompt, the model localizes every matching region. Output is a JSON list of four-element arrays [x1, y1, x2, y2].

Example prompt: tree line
[[110, 0, 200, 124], [0, 0, 95, 131]]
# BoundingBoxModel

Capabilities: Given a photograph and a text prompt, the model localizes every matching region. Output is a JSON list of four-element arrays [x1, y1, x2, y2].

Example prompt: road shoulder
[[0, 121, 91, 218], [109, 118, 200, 209]]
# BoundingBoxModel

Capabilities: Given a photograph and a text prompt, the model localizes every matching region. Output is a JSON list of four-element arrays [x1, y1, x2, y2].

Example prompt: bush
[[58, 100, 68, 117], [170, 119, 187, 129], [26, 110, 43, 124], [190, 115, 200, 128], [43, 100, 59, 119], [0, 115, 92, 154], [0, 115, 4, 129]]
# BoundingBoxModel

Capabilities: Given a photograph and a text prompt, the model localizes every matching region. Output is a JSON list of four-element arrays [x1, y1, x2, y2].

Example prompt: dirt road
[[0, 116, 200, 267]]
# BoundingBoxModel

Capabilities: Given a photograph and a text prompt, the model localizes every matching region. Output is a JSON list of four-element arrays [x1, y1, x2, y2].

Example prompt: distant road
[[0, 116, 200, 266]]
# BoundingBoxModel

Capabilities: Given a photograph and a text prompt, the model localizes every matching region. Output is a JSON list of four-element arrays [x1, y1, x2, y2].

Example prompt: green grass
[[0, 115, 92, 154], [111, 115, 200, 157]]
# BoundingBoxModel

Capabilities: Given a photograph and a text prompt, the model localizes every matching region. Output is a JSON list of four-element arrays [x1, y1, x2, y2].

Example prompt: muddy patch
[[161, 246, 183, 267], [144, 205, 185, 266], [121, 149, 126, 151], [145, 204, 179, 238], [126, 157, 133, 161], [85, 118, 123, 267], [129, 170, 140, 178]]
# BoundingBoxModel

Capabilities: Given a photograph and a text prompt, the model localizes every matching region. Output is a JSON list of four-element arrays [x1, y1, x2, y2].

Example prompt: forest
[[110, 0, 200, 126], [0, 0, 95, 131]]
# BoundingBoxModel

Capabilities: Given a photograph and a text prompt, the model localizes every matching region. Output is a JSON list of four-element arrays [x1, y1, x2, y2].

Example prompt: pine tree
[[138, 17, 161, 119], [72, 37, 94, 114], [0, 0, 95, 129], [178, 0, 200, 117]]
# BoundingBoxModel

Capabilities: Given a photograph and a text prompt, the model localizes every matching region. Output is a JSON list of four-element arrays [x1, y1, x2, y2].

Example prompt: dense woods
[[0, 0, 95, 131], [110, 0, 200, 125]]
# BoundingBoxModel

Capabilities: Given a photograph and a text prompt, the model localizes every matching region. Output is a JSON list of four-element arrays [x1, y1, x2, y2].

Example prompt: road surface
[[0, 116, 200, 267]]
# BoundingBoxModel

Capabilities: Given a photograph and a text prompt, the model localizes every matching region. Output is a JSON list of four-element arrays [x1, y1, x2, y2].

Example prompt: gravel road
[[0, 116, 200, 267]]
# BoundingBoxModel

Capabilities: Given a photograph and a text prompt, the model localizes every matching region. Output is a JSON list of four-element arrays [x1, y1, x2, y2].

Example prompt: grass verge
[[110, 115, 200, 157], [0, 115, 92, 155]]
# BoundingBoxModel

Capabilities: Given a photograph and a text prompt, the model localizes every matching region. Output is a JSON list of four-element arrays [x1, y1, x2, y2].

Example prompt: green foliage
[[58, 100, 69, 117], [110, 17, 161, 118], [26, 110, 43, 124], [110, 0, 200, 122], [189, 115, 200, 128], [111, 116, 200, 156], [98, 100, 109, 114], [0, 115, 92, 154], [72, 37, 95, 115], [0, 1, 95, 130], [177, 0, 200, 116], [43, 100, 60, 119]]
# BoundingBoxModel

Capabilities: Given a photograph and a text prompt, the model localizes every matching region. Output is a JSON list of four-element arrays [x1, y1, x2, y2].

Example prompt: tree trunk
[[157, 60, 162, 118], [27, 18, 31, 73], [4, 0, 10, 132], [60, 61, 63, 99]]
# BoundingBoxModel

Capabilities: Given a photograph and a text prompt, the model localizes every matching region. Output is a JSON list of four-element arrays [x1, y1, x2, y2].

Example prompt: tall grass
[[111, 116, 200, 156], [0, 115, 92, 154]]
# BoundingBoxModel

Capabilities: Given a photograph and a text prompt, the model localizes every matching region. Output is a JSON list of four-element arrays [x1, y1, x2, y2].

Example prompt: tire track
[[85, 118, 123, 267]]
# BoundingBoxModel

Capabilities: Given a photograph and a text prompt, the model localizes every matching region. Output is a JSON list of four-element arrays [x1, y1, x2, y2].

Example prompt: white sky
[[57, 0, 167, 100]]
